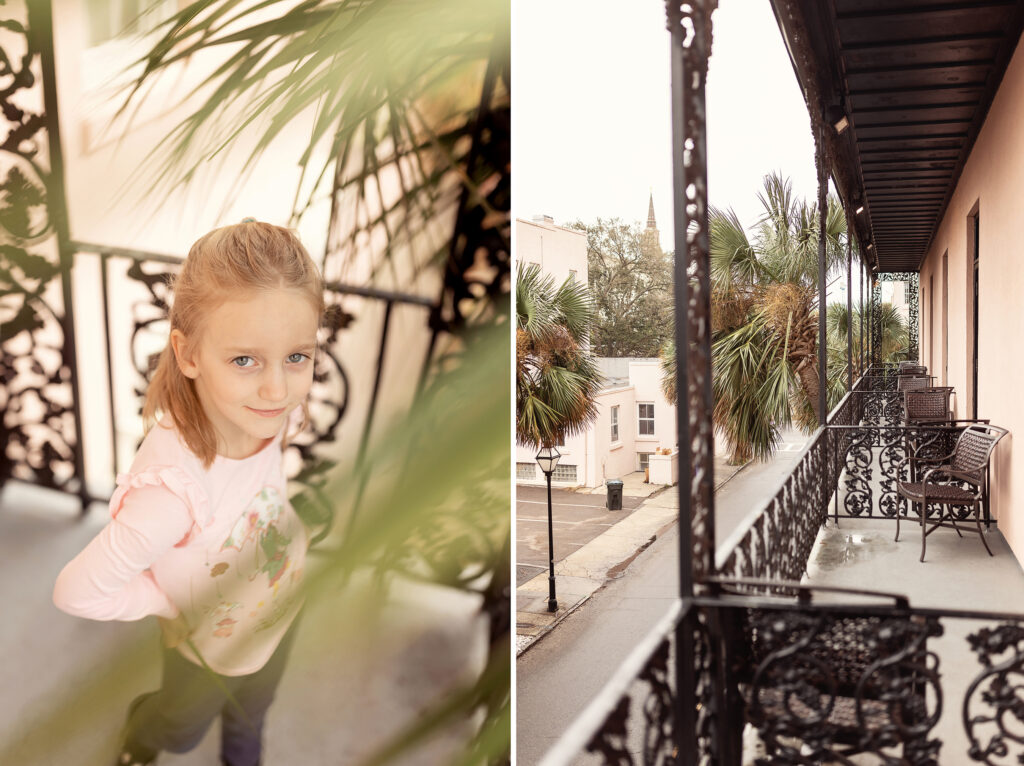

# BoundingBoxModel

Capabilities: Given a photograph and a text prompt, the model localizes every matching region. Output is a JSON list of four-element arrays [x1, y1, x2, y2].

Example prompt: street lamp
[[535, 445, 561, 612]]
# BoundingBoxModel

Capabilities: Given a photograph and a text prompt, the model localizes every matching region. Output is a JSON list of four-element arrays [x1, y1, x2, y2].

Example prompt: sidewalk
[[515, 453, 749, 655]]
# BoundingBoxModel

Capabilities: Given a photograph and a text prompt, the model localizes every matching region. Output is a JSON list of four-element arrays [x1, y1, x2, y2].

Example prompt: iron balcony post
[[816, 122, 828, 425], [29, 0, 89, 512], [847, 225, 853, 392]]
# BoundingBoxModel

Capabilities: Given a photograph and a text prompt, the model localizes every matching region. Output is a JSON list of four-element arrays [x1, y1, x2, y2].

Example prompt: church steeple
[[641, 190, 660, 256]]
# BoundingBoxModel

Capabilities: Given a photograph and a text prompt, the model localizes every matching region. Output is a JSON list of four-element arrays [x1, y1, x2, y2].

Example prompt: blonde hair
[[144, 221, 325, 467]]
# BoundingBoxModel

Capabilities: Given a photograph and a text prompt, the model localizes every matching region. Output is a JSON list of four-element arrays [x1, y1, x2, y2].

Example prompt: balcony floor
[[802, 515, 1024, 762], [0, 482, 486, 765]]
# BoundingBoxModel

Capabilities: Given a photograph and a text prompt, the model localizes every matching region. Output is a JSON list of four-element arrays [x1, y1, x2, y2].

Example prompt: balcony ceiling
[[771, 0, 1024, 272]]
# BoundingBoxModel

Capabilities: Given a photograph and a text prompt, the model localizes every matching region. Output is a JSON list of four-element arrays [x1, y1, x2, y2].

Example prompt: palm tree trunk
[[795, 356, 821, 423]]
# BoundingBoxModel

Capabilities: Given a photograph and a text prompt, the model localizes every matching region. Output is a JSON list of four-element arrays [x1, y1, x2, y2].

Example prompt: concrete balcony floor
[[0, 482, 487, 766], [801, 514, 1024, 762]]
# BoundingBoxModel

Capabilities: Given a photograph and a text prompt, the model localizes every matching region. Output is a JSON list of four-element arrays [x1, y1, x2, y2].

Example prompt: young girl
[[53, 221, 323, 766]]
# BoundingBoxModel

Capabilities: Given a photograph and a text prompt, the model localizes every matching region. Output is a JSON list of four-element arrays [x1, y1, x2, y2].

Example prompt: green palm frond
[[516, 263, 601, 449], [711, 317, 791, 462], [709, 206, 759, 289], [114, 0, 509, 240]]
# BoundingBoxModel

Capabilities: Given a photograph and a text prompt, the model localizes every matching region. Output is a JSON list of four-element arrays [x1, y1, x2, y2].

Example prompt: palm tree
[[826, 301, 908, 406], [516, 263, 602, 450], [661, 173, 848, 464]]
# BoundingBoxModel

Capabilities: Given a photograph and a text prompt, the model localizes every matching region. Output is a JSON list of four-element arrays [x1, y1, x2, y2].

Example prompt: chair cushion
[[897, 481, 975, 503]]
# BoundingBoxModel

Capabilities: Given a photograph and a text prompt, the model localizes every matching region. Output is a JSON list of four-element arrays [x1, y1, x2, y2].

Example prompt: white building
[[515, 216, 678, 488]]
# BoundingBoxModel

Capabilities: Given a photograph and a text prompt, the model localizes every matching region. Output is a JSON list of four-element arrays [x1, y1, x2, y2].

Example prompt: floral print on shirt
[[204, 486, 298, 639]]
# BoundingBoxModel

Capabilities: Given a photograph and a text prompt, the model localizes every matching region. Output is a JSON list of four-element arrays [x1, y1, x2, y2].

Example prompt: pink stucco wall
[[917, 34, 1024, 564]]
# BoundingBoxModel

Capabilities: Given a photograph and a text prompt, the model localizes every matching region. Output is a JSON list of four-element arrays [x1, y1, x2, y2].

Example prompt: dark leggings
[[123, 624, 297, 766]]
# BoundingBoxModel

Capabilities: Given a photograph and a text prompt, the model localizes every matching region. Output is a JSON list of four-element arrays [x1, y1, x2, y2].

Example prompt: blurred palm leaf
[[116, 0, 509, 286], [826, 300, 908, 406]]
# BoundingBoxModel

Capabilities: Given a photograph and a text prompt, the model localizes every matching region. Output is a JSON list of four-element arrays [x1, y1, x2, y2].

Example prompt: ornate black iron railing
[[542, 370, 1023, 765]]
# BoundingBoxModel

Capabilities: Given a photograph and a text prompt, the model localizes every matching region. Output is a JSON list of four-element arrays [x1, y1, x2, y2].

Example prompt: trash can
[[606, 479, 623, 511]]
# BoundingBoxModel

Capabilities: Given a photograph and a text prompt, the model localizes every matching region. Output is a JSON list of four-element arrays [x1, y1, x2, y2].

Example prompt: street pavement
[[516, 485, 644, 586], [515, 429, 809, 765]]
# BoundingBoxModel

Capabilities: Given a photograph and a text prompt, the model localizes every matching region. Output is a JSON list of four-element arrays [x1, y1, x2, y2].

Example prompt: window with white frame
[[552, 464, 577, 482], [638, 452, 653, 471], [610, 405, 619, 442], [638, 402, 655, 436], [516, 462, 536, 481]]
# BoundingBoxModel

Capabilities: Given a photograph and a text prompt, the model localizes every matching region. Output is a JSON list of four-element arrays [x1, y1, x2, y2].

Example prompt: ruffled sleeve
[[110, 465, 212, 546], [52, 467, 206, 622]]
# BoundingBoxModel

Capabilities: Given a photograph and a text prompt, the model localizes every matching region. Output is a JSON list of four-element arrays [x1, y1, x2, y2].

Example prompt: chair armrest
[[921, 465, 982, 495], [896, 450, 953, 475]]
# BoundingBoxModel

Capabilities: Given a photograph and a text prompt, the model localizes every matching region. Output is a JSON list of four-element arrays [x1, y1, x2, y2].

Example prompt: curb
[[516, 457, 753, 658]]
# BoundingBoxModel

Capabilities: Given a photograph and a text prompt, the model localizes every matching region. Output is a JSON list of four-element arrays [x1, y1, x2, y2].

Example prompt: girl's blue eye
[[232, 356, 255, 367], [287, 353, 309, 364]]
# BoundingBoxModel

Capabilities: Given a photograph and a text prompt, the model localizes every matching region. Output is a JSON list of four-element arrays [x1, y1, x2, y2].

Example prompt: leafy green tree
[[516, 263, 602, 449], [569, 218, 673, 357]]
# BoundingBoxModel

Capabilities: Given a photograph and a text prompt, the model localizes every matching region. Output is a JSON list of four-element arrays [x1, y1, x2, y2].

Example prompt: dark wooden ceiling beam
[[848, 82, 985, 97], [857, 133, 967, 143], [845, 58, 992, 75], [835, 3, 1015, 22], [840, 32, 1002, 51]]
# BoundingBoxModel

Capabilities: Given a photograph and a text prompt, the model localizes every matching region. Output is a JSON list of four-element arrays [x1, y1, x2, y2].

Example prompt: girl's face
[[172, 288, 319, 459]]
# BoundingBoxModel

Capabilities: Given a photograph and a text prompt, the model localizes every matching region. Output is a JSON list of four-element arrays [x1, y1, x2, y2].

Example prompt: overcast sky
[[512, 0, 822, 249]]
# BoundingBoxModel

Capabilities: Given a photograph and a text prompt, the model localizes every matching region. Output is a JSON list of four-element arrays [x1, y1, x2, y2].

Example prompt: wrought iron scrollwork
[[842, 428, 873, 517], [0, 1, 82, 497], [585, 630, 677, 765], [746, 608, 943, 764], [878, 272, 920, 362], [964, 622, 1024, 765], [720, 431, 829, 583]]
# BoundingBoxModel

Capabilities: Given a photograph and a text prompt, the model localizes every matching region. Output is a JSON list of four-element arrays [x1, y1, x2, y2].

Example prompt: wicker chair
[[899, 360, 923, 372], [897, 375, 932, 393], [902, 386, 954, 425], [899, 364, 928, 376], [896, 424, 1009, 562]]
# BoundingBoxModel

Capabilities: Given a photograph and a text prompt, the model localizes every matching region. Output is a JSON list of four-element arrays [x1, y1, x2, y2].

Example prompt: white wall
[[628, 360, 677, 452], [515, 360, 679, 489], [595, 387, 637, 483], [516, 218, 587, 286]]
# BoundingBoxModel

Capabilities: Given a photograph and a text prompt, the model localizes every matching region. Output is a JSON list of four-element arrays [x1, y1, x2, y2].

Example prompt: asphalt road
[[516, 485, 644, 586], [515, 430, 808, 765]]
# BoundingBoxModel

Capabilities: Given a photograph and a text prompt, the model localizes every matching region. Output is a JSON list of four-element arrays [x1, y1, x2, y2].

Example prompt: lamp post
[[535, 445, 561, 612]]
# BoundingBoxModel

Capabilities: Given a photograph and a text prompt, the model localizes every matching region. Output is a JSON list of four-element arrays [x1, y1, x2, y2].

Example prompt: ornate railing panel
[[871, 273, 919, 365], [0, 0, 86, 502], [716, 430, 831, 586], [536, 602, 683, 766], [542, 364, 1021, 764]]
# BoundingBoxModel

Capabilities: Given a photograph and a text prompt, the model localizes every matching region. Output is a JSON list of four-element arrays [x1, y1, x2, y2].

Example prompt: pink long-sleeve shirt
[[53, 417, 308, 676]]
